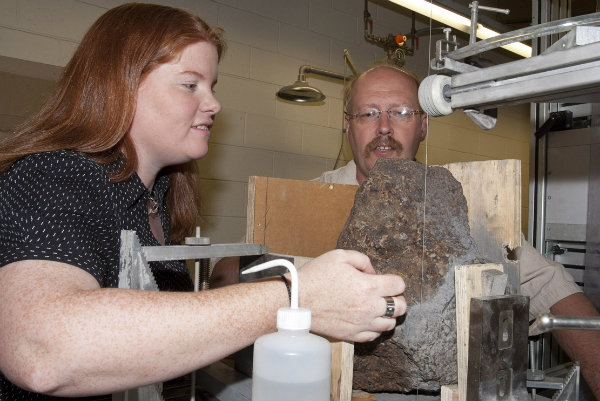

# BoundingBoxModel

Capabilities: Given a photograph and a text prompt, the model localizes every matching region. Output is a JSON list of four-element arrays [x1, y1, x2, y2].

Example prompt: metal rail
[[530, 313, 600, 334], [142, 243, 268, 262], [447, 12, 600, 60]]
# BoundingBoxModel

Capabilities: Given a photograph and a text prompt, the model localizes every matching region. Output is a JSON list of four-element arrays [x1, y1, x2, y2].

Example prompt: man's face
[[345, 67, 427, 185]]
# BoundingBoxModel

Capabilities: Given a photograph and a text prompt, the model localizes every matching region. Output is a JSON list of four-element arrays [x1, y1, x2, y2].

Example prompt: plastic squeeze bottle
[[242, 259, 331, 401]]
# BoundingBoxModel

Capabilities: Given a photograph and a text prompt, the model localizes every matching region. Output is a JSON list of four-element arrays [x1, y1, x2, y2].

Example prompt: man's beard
[[363, 136, 403, 159]]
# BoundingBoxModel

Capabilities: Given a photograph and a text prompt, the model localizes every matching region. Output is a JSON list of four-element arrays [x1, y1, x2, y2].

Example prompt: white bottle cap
[[277, 307, 311, 330], [242, 259, 311, 331]]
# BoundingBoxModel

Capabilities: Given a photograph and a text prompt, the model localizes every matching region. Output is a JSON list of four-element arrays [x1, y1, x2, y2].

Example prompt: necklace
[[148, 192, 159, 215]]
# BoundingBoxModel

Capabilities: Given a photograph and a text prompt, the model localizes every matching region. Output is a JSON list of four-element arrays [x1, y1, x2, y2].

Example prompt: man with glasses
[[317, 65, 600, 399], [212, 64, 599, 398], [317, 66, 427, 185], [210, 66, 426, 288]]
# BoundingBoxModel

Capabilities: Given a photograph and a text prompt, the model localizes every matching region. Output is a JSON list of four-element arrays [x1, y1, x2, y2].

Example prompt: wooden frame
[[246, 160, 521, 401]]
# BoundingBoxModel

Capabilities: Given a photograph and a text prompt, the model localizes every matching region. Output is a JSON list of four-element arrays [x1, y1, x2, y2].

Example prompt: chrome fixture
[[276, 50, 358, 103], [276, 65, 350, 103]]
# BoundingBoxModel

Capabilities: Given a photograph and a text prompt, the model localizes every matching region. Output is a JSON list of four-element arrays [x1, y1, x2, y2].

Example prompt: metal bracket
[[467, 295, 530, 401], [141, 242, 268, 261], [526, 362, 580, 401], [117, 230, 269, 401]]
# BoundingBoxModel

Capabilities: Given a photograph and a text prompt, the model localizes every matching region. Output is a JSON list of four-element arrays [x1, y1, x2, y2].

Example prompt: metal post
[[469, 1, 479, 45], [189, 226, 211, 401]]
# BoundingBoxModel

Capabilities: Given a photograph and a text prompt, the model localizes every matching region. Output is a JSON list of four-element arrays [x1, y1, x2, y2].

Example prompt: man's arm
[[549, 292, 600, 400], [517, 237, 599, 398]]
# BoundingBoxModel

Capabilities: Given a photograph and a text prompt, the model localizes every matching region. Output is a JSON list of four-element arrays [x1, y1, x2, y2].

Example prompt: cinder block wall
[[0, 0, 530, 242]]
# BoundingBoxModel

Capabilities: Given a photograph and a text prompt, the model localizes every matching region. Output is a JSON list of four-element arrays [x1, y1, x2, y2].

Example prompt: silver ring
[[383, 296, 395, 318]]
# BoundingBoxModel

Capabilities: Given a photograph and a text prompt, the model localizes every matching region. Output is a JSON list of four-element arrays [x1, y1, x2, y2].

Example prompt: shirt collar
[[107, 165, 170, 211], [151, 173, 170, 205]]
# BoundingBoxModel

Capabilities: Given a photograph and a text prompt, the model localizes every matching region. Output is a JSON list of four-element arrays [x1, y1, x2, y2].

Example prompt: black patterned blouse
[[0, 150, 193, 400]]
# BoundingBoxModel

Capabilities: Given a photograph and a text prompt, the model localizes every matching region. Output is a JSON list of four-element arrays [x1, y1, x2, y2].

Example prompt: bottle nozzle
[[242, 259, 310, 330], [242, 259, 299, 308]]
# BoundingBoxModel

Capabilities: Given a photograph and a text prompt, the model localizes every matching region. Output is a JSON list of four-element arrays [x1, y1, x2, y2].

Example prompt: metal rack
[[418, 19, 600, 116]]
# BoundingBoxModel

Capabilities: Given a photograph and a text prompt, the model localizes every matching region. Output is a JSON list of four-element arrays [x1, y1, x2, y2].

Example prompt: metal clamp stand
[[117, 229, 268, 401], [185, 227, 211, 401], [525, 313, 600, 400]]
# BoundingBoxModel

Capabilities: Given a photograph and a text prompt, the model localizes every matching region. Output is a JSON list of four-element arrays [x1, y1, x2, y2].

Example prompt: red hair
[[0, 3, 226, 242]]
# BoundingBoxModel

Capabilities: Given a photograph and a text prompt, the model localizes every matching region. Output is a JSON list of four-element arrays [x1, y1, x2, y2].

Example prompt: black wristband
[[279, 273, 291, 305]]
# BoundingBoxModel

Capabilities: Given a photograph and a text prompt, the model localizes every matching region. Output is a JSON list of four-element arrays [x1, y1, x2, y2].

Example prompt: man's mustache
[[364, 137, 403, 157]]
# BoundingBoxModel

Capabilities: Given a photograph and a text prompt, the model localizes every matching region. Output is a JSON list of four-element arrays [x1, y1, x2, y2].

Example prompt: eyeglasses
[[344, 107, 425, 125]]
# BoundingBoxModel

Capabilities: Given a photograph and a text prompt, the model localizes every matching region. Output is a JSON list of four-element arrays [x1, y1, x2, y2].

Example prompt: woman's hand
[[297, 249, 407, 342]]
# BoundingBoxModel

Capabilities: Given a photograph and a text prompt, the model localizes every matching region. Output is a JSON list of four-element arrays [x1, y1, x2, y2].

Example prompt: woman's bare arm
[[0, 249, 406, 397]]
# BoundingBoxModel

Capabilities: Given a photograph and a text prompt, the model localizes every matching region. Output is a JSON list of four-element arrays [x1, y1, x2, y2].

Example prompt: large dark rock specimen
[[337, 158, 484, 393]]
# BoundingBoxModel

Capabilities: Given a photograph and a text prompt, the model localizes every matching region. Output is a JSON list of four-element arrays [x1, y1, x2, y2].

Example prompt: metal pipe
[[299, 65, 351, 82], [477, 5, 510, 14], [343, 49, 359, 76], [448, 12, 600, 60], [469, 1, 510, 46], [469, 1, 479, 45], [277, 59, 355, 103], [530, 313, 600, 334]]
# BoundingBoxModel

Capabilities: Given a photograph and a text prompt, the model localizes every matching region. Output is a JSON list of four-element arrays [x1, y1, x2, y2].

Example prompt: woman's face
[[130, 41, 220, 177]]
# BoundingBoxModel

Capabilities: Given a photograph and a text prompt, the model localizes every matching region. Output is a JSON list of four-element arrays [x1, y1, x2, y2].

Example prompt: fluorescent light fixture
[[389, 0, 532, 57]]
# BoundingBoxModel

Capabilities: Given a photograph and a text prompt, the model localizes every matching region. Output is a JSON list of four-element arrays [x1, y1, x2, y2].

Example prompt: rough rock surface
[[337, 158, 485, 393]]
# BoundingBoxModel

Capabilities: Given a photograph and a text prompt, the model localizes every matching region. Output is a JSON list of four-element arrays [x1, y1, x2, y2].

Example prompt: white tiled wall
[[0, 0, 531, 242]]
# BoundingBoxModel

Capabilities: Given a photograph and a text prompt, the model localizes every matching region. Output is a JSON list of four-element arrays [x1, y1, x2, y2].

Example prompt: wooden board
[[443, 159, 521, 263], [330, 340, 354, 401], [246, 176, 358, 257], [248, 160, 521, 260], [246, 159, 522, 401], [453, 263, 505, 400], [440, 384, 459, 401]]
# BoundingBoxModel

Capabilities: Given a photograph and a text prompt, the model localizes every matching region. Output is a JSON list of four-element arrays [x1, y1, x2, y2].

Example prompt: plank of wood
[[247, 177, 358, 258], [248, 160, 522, 260], [440, 384, 459, 401], [330, 341, 354, 401], [443, 159, 522, 263], [454, 263, 504, 400], [246, 176, 263, 245]]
